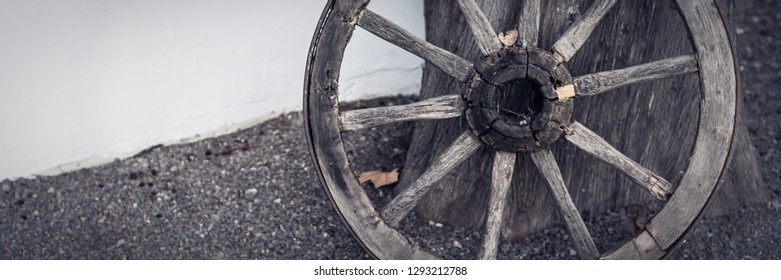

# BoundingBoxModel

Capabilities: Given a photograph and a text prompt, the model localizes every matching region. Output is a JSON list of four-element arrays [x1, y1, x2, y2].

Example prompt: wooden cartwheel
[[304, 0, 737, 259]]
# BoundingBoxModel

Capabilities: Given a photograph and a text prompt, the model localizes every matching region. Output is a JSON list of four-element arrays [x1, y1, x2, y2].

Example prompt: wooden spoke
[[518, 0, 541, 47], [477, 151, 516, 260], [530, 149, 599, 260], [381, 132, 482, 227], [340, 95, 462, 131], [457, 0, 502, 55], [551, 0, 617, 63], [564, 122, 673, 200], [358, 9, 474, 82], [574, 55, 699, 97]]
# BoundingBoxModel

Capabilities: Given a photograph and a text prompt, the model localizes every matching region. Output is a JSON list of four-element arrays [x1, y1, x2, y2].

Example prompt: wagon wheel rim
[[304, 0, 736, 260]]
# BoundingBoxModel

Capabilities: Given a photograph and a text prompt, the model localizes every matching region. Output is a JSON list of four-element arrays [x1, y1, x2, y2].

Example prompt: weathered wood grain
[[358, 9, 474, 82], [305, 0, 436, 259], [395, 0, 527, 242], [518, 0, 541, 47], [306, 0, 743, 260], [339, 95, 462, 131], [477, 151, 516, 260], [551, 0, 618, 62], [575, 55, 699, 97], [602, 230, 665, 259], [648, 0, 737, 249], [530, 149, 599, 260], [457, 0, 502, 55], [382, 132, 482, 227], [564, 122, 673, 201], [400, 0, 704, 243], [707, 0, 772, 218]]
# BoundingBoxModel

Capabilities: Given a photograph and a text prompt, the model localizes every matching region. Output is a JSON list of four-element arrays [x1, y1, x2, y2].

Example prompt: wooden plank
[[478, 151, 516, 260], [305, 0, 436, 259], [518, 0, 541, 47], [632, 231, 666, 259], [601, 241, 641, 260], [574, 55, 699, 97], [530, 149, 599, 260], [602, 231, 666, 259], [551, 0, 617, 62], [564, 122, 673, 201], [457, 0, 502, 55], [648, 0, 737, 249], [381, 132, 482, 227], [339, 95, 462, 131], [358, 9, 474, 82]]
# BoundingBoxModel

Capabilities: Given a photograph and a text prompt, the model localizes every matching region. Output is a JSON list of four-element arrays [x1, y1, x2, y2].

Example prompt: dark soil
[[1, 1, 779, 259]]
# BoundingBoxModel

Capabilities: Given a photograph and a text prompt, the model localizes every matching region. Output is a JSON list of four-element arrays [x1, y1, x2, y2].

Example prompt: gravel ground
[[1, 2, 779, 260]]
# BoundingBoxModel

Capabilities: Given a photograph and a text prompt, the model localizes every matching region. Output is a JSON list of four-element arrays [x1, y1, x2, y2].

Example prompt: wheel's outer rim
[[304, 0, 737, 260], [659, 0, 740, 259], [304, 0, 433, 259]]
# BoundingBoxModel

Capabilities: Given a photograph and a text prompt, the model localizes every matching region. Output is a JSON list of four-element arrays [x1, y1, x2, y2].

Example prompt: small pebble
[[244, 188, 258, 199], [424, 220, 443, 227], [115, 239, 125, 247], [1, 183, 9, 192], [452, 240, 462, 249], [273, 198, 282, 204], [771, 199, 781, 211]]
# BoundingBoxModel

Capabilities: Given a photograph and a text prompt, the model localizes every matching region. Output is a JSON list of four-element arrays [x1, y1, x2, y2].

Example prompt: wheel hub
[[464, 46, 575, 152]]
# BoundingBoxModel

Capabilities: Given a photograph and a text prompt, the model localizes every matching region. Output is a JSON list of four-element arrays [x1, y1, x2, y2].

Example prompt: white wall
[[0, 0, 425, 180]]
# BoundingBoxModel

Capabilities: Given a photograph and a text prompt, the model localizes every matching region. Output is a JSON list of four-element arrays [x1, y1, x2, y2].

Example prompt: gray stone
[[771, 199, 781, 211], [244, 188, 258, 199]]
